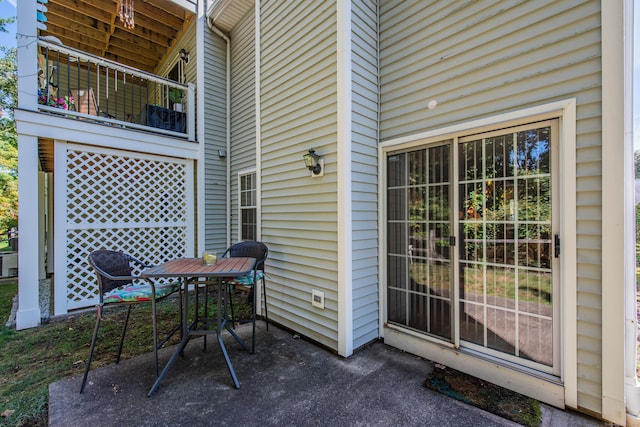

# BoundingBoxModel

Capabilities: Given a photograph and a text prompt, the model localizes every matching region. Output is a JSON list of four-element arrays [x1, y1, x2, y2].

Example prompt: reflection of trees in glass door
[[386, 120, 558, 374], [458, 122, 557, 374], [387, 143, 453, 340]]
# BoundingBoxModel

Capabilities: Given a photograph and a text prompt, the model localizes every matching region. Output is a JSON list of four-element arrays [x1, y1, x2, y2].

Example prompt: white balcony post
[[188, 83, 196, 141], [17, 0, 38, 111], [16, 133, 41, 329]]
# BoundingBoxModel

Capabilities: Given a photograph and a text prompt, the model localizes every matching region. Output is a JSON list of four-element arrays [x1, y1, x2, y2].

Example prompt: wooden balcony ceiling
[[40, 0, 195, 73], [38, 138, 53, 173]]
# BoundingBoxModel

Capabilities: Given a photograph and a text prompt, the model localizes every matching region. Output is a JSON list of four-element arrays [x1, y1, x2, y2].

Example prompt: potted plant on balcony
[[38, 89, 75, 111], [169, 87, 183, 112]]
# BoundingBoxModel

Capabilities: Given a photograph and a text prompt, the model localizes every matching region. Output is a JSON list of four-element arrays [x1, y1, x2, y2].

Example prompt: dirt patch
[[424, 365, 541, 427]]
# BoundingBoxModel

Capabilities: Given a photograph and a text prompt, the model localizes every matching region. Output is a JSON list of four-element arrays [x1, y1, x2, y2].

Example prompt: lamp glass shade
[[303, 153, 315, 168]]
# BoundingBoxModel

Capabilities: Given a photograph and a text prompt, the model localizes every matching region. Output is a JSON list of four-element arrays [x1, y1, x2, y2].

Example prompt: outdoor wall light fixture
[[180, 48, 190, 63], [302, 149, 324, 177]]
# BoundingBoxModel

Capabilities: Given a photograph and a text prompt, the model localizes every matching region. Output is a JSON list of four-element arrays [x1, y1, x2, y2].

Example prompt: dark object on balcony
[[145, 104, 186, 133], [71, 88, 99, 116]]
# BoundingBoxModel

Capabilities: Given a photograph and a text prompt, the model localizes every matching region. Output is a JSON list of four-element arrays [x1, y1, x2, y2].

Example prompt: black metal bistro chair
[[80, 249, 181, 393], [223, 241, 269, 353]]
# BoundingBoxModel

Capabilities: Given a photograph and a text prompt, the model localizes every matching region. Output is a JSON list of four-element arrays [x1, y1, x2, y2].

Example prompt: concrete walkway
[[49, 323, 605, 426]]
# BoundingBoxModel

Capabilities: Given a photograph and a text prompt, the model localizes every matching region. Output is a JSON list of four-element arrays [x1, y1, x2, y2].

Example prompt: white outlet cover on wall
[[311, 289, 325, 309]]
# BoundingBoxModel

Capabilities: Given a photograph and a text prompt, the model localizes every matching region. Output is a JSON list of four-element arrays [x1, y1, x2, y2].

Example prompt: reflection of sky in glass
[[516, 128, 550, 174]]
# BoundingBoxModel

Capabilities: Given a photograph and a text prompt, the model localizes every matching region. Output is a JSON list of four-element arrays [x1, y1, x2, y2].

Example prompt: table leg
[[148, 278, 253, 396], [147, 278, 191, 397], [220, 280, 250, 352], [216, 281, 252, 389]]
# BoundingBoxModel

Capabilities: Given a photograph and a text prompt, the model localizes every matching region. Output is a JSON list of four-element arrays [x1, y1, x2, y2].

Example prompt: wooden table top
[[141, 257, 255, 278]]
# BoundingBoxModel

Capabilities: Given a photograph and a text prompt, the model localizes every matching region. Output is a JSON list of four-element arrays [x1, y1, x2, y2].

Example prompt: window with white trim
[[166, 60, 185, 110], [239, 172, 256, 241]]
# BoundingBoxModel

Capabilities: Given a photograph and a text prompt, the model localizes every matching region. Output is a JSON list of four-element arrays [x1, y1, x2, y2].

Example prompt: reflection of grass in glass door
[[410, 262, 450, 297], [461, 267, 551, 306]]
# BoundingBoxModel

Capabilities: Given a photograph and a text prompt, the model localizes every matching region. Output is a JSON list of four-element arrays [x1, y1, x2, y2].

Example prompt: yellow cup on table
[[202, 250, 217, 265]]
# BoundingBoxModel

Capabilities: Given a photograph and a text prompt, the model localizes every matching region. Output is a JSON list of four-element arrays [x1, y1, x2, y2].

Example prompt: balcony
[[36, 38, 195, 141]]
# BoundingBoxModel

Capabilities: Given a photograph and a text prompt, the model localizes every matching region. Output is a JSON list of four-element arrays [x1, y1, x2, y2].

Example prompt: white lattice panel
[[67, 150, 187, 225], [64, 147, 193, 310]]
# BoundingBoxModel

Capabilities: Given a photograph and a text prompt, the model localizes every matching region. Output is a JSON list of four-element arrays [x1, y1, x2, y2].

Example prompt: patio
[[49, 322, 603, 427]]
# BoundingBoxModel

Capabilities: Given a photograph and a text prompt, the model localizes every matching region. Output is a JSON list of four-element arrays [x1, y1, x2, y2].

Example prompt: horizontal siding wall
[[157, 23, 197, 137], [157, 22, 197, 84], [230, 8, 256, 241], [379, 0, 602, 415], [260, 0, 339, 350], [351, 0, 379, 349], [204, 27, 230, 253]]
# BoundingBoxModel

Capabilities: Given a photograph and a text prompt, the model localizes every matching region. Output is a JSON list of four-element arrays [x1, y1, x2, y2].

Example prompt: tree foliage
[[0, 47, 17, 171], [0, 10, 14, 35], [0, 7, 18, 232], [0, 171, 17, 231]]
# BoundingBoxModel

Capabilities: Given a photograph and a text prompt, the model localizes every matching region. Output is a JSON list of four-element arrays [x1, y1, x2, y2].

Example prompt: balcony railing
[[37, 39, 195, 141]]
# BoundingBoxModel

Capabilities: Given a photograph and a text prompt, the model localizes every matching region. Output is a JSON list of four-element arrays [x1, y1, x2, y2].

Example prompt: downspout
[[206, 15, 231, 247], [376, 0, 385, 339]]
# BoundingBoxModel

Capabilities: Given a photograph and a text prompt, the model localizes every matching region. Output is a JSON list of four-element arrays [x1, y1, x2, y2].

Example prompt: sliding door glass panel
[[458, 125, 553, 367], [387, 144, 452, 340]]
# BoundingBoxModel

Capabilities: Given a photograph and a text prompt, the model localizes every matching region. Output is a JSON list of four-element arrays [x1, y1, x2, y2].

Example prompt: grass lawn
[[0, 282, 252, 426], [409, 262, 552, 306]]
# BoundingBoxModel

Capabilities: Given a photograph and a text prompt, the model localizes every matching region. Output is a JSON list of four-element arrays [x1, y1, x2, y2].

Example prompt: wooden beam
[[44, 21, 106, 48], [131, 2, 185, 30], [43, 34, 104, 57], [112, 24, 172, 49], [102, 53, 155, 72], [113, 13, 178, 39], [109, 27, 164, 52], [103, 0, 118, 57], [108, 37, 162, 63], [52, 0, 114, 25], [46, 4, 112, 33], [48, 1, 176, 42]]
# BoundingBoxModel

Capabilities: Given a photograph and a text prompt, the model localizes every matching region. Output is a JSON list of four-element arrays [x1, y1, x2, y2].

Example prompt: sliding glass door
[[386, 120, 559, 375]]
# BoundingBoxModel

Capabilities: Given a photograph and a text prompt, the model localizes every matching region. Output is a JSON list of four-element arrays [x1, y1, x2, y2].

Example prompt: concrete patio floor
[[49, 322, 605, 426]]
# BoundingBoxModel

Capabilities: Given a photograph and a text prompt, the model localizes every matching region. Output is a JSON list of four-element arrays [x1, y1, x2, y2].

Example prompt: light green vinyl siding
[[230, 9, 257, 240], [260, 0, 339, 349], [157, 23, 197, 130], [157, 23, 197, 84], [204, 27, 229, 252], [379, 0, 602, 414], [351, 0, 379, 349], [180, 26, 197, 107]]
